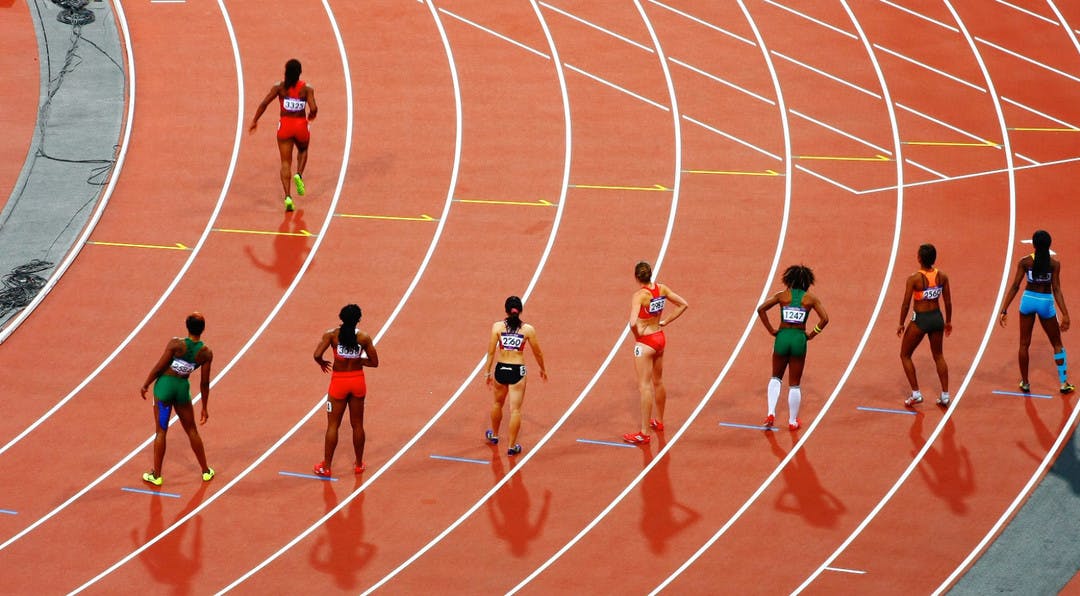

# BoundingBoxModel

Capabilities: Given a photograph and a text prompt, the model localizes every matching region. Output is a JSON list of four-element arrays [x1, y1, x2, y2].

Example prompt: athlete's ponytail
[[1032, 230, 1052, 278], [338, 304, 362, 351], [504, 296, 523, 334], [284, 59, 302, 91]]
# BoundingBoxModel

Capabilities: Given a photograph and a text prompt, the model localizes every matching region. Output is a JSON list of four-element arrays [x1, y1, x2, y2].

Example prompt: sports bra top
[[1026, 254, 1052, 284], [334, 330, 363, 360], [169, 338, 204, 377], [280, 81, 307, 114], [780, 289, 808, 325], [499, 327, 525, 352], [637, 283, 666, 320], [913, 268, 943, 302]]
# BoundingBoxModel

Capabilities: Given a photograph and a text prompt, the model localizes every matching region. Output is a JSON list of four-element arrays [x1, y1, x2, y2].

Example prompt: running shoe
[[623, 432, 651, 445], [1063, 382, 1076, 395], [904, 395, 923, 407], [508, 444, 522, 456], [937, 395, 950, 407], [142, 472, 163, 487], [293, 173, 305, 196], [313, 462, 331, 477], [788, 419, 801, 431], [649, 418, 664, 432], [1019, 381, 1031, 393], [284, 196, 295, 212], [485, 429, 499, 445], [763, 414, 775, 428], [202, 468, 215, 482], [354, 462, 366, 473]]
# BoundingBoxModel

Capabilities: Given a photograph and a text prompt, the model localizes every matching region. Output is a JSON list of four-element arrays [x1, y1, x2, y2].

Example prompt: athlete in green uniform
[[756, 265, 829, 431], [139, 313, 215, 486]]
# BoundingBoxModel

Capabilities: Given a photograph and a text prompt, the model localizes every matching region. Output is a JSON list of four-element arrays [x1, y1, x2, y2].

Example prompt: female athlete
[[898, 244, 952, 407], [313, 304, 378, 476], [249, 58, 318, 212], [756, 265, 828, 430], [483, 296, 547, 456]]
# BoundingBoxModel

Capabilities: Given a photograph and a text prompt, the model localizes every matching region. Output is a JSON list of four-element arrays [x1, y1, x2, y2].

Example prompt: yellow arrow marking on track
[[795, 154, 891, 162], [570, 183, 670, 191], [683, 169, 781, 176], [903, 140, 1000, 147], [454, 198, 555, 206], [213, 228, 314, 237], [87, 241, 190, 251], [335, 213, 437, 222], [1008, 127, 1080, 132]]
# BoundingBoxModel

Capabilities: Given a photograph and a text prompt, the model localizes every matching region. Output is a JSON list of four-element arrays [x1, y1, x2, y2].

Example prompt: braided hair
[[1032, 230, 1052, 278], [338, 304, 362, 352], [782, 264, 815, 291], [504, 296, 523, 334]]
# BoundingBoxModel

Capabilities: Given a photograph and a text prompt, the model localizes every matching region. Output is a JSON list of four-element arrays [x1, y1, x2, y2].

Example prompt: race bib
[[780, 305, 808, 324], [282, 97, 306, 112], [647, 296, 666, 315], [169, 358, 196, 377], [921, 286, 942, 300], [500, 332, 525, 351]]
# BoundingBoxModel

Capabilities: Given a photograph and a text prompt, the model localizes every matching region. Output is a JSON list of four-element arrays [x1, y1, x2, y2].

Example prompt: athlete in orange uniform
[[625, 261, 687, 444], [249, 58, 318, 212], [313, 304, 378, 477], [898, 244, 952, 407]]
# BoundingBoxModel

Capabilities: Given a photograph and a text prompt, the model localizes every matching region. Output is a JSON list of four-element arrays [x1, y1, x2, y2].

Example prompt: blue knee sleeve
[[157, 403, 172, 430], [1056, 350, 1068, 383]]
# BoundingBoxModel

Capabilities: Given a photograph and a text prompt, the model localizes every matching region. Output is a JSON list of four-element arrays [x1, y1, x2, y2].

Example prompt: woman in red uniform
[[898, 244, 953, 407], [313, 304, 378, 477], [625, 261, 688, 444], [249, 58, 318, 212], [483, 296, 547, 456]]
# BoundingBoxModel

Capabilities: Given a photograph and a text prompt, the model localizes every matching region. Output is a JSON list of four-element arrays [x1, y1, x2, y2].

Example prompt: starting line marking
[[213, 228, 314, 237], [856, 406, 917, 416], [87, 241, 190, 251], [992, 390, 1053, 400], [796, 154, 891, 162], [718, 422, 779, 432], [121, 487, 181, 499], [0, 509, 17, 515], [279, 471, 337, 482], [454, 198, 555, 207], [569, 183, 670, 191], [682, 169, 781, 176], [576, 438, 636, 449], [336, 213, 436, 222], [824, 566, 867, 575], [903, 140, 1000, 147], [430, 455, 489, 465]]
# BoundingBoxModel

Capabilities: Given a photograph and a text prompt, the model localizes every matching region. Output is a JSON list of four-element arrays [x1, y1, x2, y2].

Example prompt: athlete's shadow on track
[[909, 415, 975, 513], [766, 432, 846, 527], [488, 451, 551, 557], [309, 476, 376, 589], [1020, 393, 1080, 495], [130, 481, 209, 595], [244, 210, 312, 289], [639, 434, 701, 554]]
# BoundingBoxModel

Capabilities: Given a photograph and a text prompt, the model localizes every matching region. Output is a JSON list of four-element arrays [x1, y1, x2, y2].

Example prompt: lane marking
[[1008, 126, 1080, 132], [279, 471, 337, 482], [873, 43, 986, 92], [1002, 95, 1080, 130], [570, 183, 670, 191], [903, 140, 1000, 147], [719, 422, 780, 432], [794, 165, 861, 194], [0, 509, 17, 516], [429, 455, 489, 465], [454, 198, 555, 206], [994, 0, 1059, 26], [789, 108, 893, 155], [1013, 153, 1040, 166], [895, 102, 1002, 148], [564, 63, 669, 111], [648, 0, 756, 45], [854, 155, 1080, 195], [683, 169, 781, 176], [438, 8, 550, 59], [121, 487, 180, 499], [992, 389, 1053, 399], [336, 213, 437, 222], [856, 406, 917, 416], [683, 115, 783, 161], [825, 566, 868, 575], [976, 36, 1080, 85], [772, 50, 882, 99], [670, 57, 776, 105], [86, 241, 190, 250], [576, 438, 637, 449], [213, 227, 314, 237], [796, 154, 890, 162], [540, 1, 654, 53], [905, 158, 949, 180], [878, 0, 958, 32], [762, 0, 857, 39]]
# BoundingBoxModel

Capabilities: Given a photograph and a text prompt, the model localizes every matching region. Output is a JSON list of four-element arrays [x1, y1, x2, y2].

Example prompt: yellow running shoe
[[202, 468, 215, 482], [142, 472, 163, 487], [284, 196, 295, 212], [293, 173, 305, 196]]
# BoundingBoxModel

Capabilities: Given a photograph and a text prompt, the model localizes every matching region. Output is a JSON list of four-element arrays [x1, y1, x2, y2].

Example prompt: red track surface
[[2, 1, 1079, 594]]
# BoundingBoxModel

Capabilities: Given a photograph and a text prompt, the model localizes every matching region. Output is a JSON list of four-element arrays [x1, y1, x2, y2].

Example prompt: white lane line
[[873, 43, 986, 92], [647, 0, 756, 46], [651, 0, 907, 587], [683, 115, 782, 162], [794, 164, 862, 194], [771, 50, 882, 99], [1001, 95, 1080, 129], [438, 8, 550, 59], [895, 102, 1001, 147], [670, 57, 776, 105], [935, 4, 1080, 592], [564, 63, 669, 111], [797, 0, 1018, 591], [905, 158, 949, 179], [825, 566, 868, 575], [763, 0, 857, 39], [994, 0, 1058, 25], [1012, 152, 1040, 165], [789, 108, 894, 155], [854, 155, 1080, 194], [977, 35, 1080, 84], [539, 1, 654, 53], [877, 0, 958, 33]]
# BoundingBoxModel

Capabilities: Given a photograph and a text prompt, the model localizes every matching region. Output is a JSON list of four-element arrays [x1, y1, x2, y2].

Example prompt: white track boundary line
[[934, 4, 1080, 592], [796, 1, 1018, 591], [651, 0, 906, 589]]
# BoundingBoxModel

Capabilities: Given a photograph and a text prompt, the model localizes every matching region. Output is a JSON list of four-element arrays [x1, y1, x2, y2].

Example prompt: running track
[[1, 1, 1079, 594]]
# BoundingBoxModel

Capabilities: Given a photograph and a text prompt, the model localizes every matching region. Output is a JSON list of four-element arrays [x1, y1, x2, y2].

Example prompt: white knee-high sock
[[788, 386, 802, 424], [767, 377, 781, 415]]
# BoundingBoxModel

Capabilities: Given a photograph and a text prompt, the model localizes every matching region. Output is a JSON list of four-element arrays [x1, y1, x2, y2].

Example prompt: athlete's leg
[[1019, 313, 1036, 385], [651, 351, 666, 425], [323, 397, 348, 468], [174, 402, 210, 473], [150, 402, 168, 476], [490, 382, 509, 438], [506, 378, 527, 448], [295, 139, 309, 179], [277, 138, 295, 197], [900, 324, 926, 392], [787, 356, 805, 425], [634, 344, 657, 434], [347, 395, 366, 467], [1038, 315, 1069, 386], [928, 330, 949, 393]]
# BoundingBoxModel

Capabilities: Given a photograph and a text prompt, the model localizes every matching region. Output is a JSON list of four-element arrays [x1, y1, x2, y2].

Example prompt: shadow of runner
[[909, 415, 975, 514], [244, 210, 312, 289], [488, 451, 551, 558], [766, 432, 845, 528], [130, 481, 209, 595], [309, 476, 376, 589], [639, 433, 701, 553]]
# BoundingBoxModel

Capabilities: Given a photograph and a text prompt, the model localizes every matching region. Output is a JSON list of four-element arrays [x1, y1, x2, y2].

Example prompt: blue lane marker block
[[857, 406, 918, 416], [430, 455, 489, 465], [0, 509, 17, 515], [279, 471, 338, 482], [718, 422, 779, 432], [992, 390, 1052, 400], [121, 487, 181, 499], [576, 438, 637, 449]]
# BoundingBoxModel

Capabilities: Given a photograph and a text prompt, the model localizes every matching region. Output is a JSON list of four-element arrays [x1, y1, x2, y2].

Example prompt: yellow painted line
[[795, 154, 891, 162], [213, 228, 314, 237], [335, 213, 437, 222], [683, 169, 781, 176], [570, 183, 670, 191], [87, 241, 190, 251], [1008, 127, 1080, 132], [903, 140, 1000, 147], [454, 198, 555, 207]]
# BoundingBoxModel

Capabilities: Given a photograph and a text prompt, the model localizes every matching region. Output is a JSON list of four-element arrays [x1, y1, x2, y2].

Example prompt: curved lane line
[[794, 1, 1017, 591], [0, 0, 136, 344], [934, 3, 1080, 592], [650, 0, 907, 590]]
